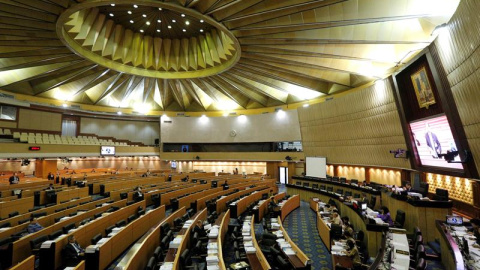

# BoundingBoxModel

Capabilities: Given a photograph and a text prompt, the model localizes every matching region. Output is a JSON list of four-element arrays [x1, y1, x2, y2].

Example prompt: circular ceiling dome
[[56, 0, 241, 79]]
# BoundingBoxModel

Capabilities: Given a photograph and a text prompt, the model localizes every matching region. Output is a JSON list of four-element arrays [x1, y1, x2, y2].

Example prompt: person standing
[[9, 173, 19, 184]]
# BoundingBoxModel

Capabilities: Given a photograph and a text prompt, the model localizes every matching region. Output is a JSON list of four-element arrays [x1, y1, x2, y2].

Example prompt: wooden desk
[[9, 255, 34, 270], [0, 196, 34, 218], [246, 215, 271, 270], [316, 211, 331, 251], [436, 221, 465, 270], [276, 216, 310, 269], [332, 254, 353, 269], [280, 195, 300, 221], [382, 191, 452, 242]]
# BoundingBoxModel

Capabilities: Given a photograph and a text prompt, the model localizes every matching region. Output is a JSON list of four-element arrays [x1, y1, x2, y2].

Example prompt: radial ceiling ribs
[[0, 0, 460, 112]]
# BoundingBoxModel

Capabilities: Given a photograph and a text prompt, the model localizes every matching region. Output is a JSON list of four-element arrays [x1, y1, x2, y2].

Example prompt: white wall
[[161, 110, 301, 143], [80, 117, 160, 145]]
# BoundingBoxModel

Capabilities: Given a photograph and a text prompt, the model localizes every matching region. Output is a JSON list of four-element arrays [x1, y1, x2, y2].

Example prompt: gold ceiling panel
[[0, 0, 460, 113]]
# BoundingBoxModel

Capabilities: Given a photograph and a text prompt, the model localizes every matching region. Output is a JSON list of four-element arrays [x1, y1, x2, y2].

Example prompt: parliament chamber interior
[[0, 0, 479, 269]]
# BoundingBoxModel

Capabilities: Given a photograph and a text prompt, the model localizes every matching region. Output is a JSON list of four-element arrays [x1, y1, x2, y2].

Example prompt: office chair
[[91, 233, 102, 245], [394, 210, 406, 228], [48, 230, 63, 240], [145, 256, 156, 270], [30, 235, 49, 254], [411, 258, 426, 270]]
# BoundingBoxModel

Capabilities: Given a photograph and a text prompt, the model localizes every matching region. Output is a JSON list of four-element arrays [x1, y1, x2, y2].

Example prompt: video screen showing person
[[410, 115, 463, 170]]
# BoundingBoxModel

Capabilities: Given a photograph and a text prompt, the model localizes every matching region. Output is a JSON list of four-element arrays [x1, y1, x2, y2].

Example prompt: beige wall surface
[[433, 0, 480, 176], [160, 110, 301, 143], [298, 79, 410, 169], [80, 117, 160, 145], [0, 120, 16, 129], [17, 108, 61, 131]]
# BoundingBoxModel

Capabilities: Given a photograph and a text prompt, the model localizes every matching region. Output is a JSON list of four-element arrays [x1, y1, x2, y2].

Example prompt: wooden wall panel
[[433, 0, 480, 177], [426, 173, 473, 205], [298, 80, 410, 169], [0, 120, 17, 129], [17, 108, 61, 131]]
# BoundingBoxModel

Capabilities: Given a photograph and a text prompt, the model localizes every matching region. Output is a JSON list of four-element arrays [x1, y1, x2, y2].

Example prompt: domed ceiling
[[0, 0, 460, 113]]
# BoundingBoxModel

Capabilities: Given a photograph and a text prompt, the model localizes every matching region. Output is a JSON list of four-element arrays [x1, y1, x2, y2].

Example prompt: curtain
[[62, 120, 77, 137]]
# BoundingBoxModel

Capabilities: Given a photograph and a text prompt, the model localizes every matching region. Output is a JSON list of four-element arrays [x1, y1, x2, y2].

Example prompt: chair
[[410, 244, 426, 266], [127, 214, 136, 223], [394, 210, 406, 228], [276, 255, 292, 269], [48, 230, 63, 240], [91, 233, 102, 245], [174, 217, 183, 230], [411, 258, 426, 270], [145, 256, 156, 270], [234, 250, 247, 262], [63, 223, 76, 234], [0, 222, 10, 229], [8, 211, 19, 218], [105, 225, 115, 235], [160, 223, 171, 235], [154, 246, 164, 261], [116, 220, 127, 227], [30, 235, 49, 253]]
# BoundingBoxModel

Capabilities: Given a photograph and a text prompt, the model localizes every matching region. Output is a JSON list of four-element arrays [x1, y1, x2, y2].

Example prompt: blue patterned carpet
[[283, 199, 332, 269]]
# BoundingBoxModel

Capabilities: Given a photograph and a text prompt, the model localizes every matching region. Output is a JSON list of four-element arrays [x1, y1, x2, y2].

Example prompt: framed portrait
[[411, 66, 436, 109]]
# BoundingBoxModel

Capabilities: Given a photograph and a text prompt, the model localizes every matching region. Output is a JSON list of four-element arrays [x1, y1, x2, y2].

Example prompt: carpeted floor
[[283, 199, 332, 270]]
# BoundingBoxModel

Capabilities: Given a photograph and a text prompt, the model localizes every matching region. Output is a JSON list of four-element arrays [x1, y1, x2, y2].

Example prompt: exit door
[[279, 167, 288, 184]]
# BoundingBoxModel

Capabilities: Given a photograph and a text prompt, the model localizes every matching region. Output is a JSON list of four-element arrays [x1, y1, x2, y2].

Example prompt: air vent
[[326, 97, 334, 101], [0, 93, 14, 99], [176, 112, 185, 116], [163, 120, 172, 123], [71, 105, 81, 109], [229, 112, 237, 116]]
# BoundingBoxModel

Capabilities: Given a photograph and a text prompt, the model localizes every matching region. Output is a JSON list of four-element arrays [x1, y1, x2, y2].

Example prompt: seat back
[[105, 225, 115, 235], [116, 220, 127, 227], [48, 230, 63, 240], [145, 256, 156, 270], [395, 210, 406, 227], [9, 211, 19, 218], [416, 258, 426, 270], [91, 233, 102, 245], [179, 249, 190, 270], [63, 223, 76, 234], [30, 235, 49, 250]]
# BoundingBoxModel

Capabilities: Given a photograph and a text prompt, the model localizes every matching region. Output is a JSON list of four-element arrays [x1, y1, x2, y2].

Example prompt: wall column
[[35, 160, 57, 179]]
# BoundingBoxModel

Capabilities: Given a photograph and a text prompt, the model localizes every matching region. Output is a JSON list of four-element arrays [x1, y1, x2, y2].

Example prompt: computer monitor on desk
[[446, 215, 463, 226]]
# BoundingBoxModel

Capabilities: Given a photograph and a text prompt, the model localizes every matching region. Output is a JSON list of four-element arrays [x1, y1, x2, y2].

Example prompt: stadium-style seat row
[[12, 132, 134, 146], [0, 129, 11, 135]]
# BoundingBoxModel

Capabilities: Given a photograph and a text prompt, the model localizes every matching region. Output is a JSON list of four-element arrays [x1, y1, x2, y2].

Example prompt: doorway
[[279, 167, 288, 184]]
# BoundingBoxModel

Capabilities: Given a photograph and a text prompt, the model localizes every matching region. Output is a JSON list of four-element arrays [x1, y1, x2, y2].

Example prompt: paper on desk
[[283, 248, 296, 255], [245, 247, 257, 254]]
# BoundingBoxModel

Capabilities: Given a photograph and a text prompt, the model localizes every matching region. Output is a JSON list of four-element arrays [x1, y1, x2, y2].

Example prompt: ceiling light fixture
[[303, 104, 309, 108], [109, 13, 114, 17], [168, 25, 172, 29], [117, 111, 122, 115], [110, 4, 115, 7], [181, 14, 185, 17], [128, 11, 132, 14], [200, 29, 204, 32], [133, 4, 138, 8], [157, 29, 160, 32], [172, 19, 176, 23], [158, 8, 162, 11], [200, 20, 204, 23], [142, 14, 147, 17], [157, 19, 161, 23], [182, 29, 186, 32], [146, 21, 151, 25], [185, 21, 190, 25], [140, 29, 144, 33], [130, 20, 134, 23]]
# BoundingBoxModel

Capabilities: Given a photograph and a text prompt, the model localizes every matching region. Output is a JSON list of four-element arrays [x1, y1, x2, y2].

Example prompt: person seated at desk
[[63, 235, 85, 266], [45, 184, 54, 191], [133, 187, 144, 202], [468, 218, 480, 241], [193, 220, 208, 238], [342, 230, 355, 243], [47, 172, 55, 181], [181, 175, 189, 182], [377, 206, 393, 226], [343, 239, 363, 269], [27, 217, 44, 234], [222, 180, 229, 190], [331, 211, 343, 226], [9, 173, 19, 184]]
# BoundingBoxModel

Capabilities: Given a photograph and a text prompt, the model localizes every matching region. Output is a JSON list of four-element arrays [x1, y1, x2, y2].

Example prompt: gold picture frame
[[411, 66, 436, 109]]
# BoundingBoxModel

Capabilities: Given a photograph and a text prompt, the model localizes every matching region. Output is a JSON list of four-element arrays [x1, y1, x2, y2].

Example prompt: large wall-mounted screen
[[100, 146, 116, 156], [410, 115, 463, 170], [306, 157, 327, 178]]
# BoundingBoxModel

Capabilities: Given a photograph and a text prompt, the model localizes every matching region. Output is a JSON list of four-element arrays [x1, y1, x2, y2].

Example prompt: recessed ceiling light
[[200, 29, 204, 32], [133, 4, 138, 8], [181, 14, 185, 17], [109, 13, 114, 17], [158, 8, 162, 11], [146, 21, 151, 25], [182, 29, 186, 32], [172, 19, 176, 23], [140, 29, 144, 33], [110, 4, 115, 7], [185, 21, 190, 25], [62, 103, 68, 108], [303, 104, 310, 108], [142, 14, 147, 18], [130, 20, 134, 23], [117, 111, 122, 115], [157, 29, 161, 32], [127, 11, 132, 14], [168, 25, 172, 29], [200, 19, 204, 23], [157, 19, 161, 23]]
